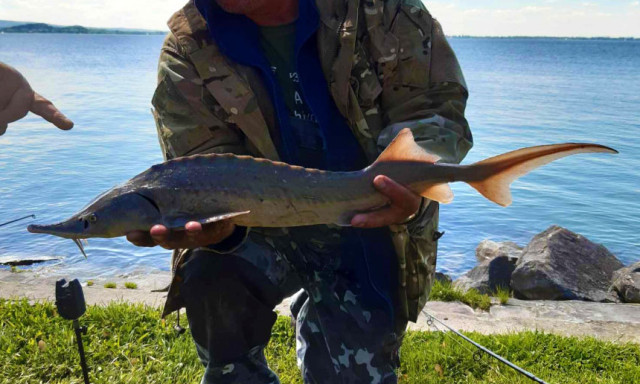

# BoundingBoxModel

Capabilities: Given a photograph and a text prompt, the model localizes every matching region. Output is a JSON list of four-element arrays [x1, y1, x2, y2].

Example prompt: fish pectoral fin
[[414, 183, 454, 204], [163, 211, 250, 230], [200, 211, 251, 225]]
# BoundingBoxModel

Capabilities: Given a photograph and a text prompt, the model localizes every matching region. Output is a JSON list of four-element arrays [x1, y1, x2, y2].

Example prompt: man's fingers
[[351, 175, 421, 228], [128, 221, 236, 250], [126, 231, 157, 247], [351, 207, 407, 228], [373, 175, 420, 211], [30, 92, 74, 130], [185, 221, 203, 235], [150, 224, 171, 247]]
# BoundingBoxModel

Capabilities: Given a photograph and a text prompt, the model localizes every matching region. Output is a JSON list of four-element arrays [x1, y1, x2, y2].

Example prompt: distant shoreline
[[1, 32, 635, 40], [0, 22, 165, 35], [0, 21, 636, 39], [450, 35, 638, 41]]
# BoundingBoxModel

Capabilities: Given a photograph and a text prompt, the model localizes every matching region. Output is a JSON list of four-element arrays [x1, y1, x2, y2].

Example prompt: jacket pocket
[[393, 201, 439, 322]]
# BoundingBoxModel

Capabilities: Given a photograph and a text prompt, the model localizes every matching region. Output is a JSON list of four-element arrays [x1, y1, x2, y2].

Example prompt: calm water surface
[[0, 34, 638, 278]]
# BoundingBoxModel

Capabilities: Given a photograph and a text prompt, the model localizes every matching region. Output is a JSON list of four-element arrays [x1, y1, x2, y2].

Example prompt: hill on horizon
[[0, 20, 166, 35]]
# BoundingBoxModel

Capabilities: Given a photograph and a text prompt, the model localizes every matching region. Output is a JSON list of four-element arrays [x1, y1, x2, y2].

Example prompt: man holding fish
[[6, 0, 471, 382], [126, 0, 473, 382], [17, 1, 617, 382]]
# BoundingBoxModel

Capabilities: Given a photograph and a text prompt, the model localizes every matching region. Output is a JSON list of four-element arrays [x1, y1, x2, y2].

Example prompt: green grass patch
[[1, 300, 639, 383], [86, 280, 94, 287], [494, 286, 511, 305], [429, 280, 492, 310], [103, 282, 116, 289], [124, 282, 137, 290]]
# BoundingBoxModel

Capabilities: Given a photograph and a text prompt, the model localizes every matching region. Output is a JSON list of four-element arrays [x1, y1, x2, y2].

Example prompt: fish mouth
[[27, 221, 89, 258]]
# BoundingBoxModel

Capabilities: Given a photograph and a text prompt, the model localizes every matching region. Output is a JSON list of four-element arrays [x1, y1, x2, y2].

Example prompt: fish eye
[[88, 214, 98, 223]]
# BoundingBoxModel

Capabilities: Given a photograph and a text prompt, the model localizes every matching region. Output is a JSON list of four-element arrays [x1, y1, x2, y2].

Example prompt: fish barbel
[[28, 129, 617, 248]]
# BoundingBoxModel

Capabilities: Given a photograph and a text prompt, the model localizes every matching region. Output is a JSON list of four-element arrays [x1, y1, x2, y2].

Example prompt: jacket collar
[[166, 0, 358, 113]]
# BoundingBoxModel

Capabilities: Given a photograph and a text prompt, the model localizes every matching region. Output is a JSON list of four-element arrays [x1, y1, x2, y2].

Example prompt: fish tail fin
[[464, 143, 618, 207], [373, 128, 454, 203]]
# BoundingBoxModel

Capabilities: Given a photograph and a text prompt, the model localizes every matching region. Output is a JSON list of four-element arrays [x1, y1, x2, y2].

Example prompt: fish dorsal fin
[[374, 128, 441, 165]]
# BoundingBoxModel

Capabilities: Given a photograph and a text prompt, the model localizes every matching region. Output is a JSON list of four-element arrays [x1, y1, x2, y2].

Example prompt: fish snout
[[27, 219, 86, 239]]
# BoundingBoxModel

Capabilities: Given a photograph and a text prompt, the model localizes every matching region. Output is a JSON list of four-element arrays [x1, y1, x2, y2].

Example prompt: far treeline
[[0, 22, 166, 35]]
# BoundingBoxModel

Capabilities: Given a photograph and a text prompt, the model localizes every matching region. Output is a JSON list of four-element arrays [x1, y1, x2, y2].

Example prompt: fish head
[[28, 189, 162, 239]]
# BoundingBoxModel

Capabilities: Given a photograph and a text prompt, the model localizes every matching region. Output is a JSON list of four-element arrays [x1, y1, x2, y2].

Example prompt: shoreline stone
[[611, 262, 640, 303], [511, 226, 623, 302], [453, 255, 516, 294], [475, 240, 523, 263]]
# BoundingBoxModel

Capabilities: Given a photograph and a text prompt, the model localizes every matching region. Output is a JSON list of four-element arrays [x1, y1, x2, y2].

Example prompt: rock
[[511, 226, 623, 302], [453, 256, 516, 294], [0, 256, 61, 266], [476, 240, 523, 263], [435, 272, 452, 284], [611, 262, 640, 303]]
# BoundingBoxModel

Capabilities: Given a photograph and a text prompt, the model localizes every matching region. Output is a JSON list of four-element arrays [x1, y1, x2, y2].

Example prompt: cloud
[[426, 1, 640, 37], [0, 0, 184, 30], [0, 0, 638, 37]]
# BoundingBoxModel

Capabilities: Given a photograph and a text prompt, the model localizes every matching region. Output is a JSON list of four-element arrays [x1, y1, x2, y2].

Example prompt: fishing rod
[[0, 214, 36, 228], [422, 310, 549, 384]]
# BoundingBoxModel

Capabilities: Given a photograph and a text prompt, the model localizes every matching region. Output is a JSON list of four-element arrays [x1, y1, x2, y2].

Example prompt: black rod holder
[[56, 279, 90, 384]]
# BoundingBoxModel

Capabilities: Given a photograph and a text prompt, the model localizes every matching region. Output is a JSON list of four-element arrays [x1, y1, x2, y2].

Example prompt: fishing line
[[0, 214, 36, 228], [426, 315, 505, 378], [422, 310, 549, 384]]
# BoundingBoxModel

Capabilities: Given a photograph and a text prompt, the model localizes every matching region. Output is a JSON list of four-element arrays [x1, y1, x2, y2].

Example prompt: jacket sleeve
[[152, 33, 249, 160], [374, 3, 472, 238], [151, 33, 249, 255], [376, 3, 473, 165]]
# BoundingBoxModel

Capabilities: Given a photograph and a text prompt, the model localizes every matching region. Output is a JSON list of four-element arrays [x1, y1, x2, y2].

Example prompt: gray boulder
[[435, 272, 452, 284], [476, 240, 523, 263], [454, 256, 516, 294], [511, 226, 623, 302], [611, 262, 640, 303]]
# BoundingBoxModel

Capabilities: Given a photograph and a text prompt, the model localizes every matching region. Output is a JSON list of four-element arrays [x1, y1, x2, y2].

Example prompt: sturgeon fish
[[28, 129, 617, 256]]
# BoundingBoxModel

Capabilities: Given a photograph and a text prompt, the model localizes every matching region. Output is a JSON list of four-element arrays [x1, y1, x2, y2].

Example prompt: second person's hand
[[0, 61, 74, 135]]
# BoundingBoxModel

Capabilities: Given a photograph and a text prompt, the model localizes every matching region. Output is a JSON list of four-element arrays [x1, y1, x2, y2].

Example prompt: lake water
[[0, 34, 638, 279]]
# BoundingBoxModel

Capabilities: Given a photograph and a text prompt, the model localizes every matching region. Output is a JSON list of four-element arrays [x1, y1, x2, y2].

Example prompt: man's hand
[[351, 175, 422, 228], [0, 62, 74, 135], [126, 220, 236, 250]]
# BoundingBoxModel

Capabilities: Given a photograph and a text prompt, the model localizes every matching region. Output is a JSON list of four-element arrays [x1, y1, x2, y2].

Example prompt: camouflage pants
[[178, 226, 406, 384]]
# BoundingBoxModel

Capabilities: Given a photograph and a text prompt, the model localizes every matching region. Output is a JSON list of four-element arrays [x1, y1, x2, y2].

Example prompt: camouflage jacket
[[152, 0, 472, 322]]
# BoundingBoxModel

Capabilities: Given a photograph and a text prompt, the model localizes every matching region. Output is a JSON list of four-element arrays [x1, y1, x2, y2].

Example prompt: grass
[[86, 281, 94, 287], [1, 300, 639, 383], [429, 280, 492, 310], [103, 282, 116, 289], [124, 282, 137, 290], [494, 286, 511, 305]]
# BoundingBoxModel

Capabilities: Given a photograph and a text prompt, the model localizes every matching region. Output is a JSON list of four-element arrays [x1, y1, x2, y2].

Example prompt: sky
[[0, 0, 638, 37]]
